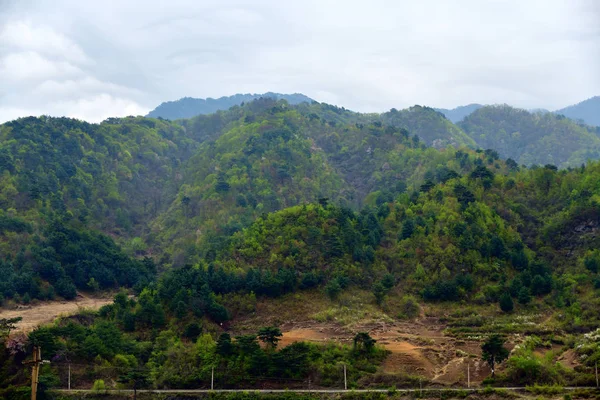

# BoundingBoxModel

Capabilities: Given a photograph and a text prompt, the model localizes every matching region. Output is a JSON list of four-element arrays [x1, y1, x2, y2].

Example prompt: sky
[[0, 0, 599, 123]]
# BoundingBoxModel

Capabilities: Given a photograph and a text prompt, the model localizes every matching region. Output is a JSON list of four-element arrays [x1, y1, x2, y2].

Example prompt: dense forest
[[459, 105, 600, 167], [3, 98, 600, 396]]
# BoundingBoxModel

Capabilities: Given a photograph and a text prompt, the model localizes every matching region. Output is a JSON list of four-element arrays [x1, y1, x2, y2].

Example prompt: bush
[[398, 295, 420, 319], [92, 379, 106, 393], [504, 354, 565, 385], [525, 384, 564, 395]]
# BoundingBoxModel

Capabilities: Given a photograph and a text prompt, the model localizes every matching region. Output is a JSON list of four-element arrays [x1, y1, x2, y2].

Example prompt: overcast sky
[[0, 0, 599, 123]]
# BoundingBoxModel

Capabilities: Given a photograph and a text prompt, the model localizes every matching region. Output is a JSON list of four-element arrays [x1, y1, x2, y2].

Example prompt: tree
[[531, 274, 551, 296], [400, 219, 415, 240], [499, 292, 514, 313], [372, 282, 387, 306], [0, 317, 21, 341], [517, 287, 531, 305], [215, 175, 230, 193], [325, 279, 341, 300], [183, 322, 202, 341], [257, 326, 283, 350], [353, 332, 376, 354], [481, 334, 509, 377], [118, 370, 149, 400], [381, 273, 395, 290], [216, 333, 233, 356]]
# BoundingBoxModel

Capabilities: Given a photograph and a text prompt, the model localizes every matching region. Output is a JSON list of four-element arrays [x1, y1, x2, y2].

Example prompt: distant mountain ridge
[[554, 96, 600, 127], [434, 104, 483, 123], [436, 97, 599, 127], [147, 92, 314, 119]]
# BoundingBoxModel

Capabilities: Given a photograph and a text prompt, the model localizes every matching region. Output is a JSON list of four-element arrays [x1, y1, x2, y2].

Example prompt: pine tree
[[517, 287, 531, 305], [499, 292, 514, 312]]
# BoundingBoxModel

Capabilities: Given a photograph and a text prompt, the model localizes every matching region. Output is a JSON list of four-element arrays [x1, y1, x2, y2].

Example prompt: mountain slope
[[435, 104, 483, 123], [6, 101, 600, 394], [147, 92, 314, 120], [381, 106, 476, 148], [555, 96, 600, 127], [459, 105, 600, 167]]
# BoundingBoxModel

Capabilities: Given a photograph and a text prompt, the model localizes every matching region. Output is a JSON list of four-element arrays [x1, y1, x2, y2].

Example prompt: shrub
[[92, 379, 106, 393], [398, 295, 421, 320]]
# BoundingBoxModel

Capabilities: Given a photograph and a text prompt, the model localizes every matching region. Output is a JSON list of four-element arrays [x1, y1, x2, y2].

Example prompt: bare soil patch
[[0, 293, 112, 332]]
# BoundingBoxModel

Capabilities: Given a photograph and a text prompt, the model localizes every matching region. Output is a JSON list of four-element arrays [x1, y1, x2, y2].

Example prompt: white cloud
[[53, 94, 149, 122], [0, 0, 598, 122], [0, 21, 90, 64], [0, 51, 83, 81]]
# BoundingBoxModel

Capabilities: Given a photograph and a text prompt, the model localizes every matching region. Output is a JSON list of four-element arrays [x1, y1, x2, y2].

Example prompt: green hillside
[[381, 106, 476, 148], [459, 105, 600, 167], [4, 99, 600, 395]]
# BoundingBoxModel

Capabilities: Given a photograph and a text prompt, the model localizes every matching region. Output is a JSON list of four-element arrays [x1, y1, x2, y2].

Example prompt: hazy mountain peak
[[147, 92, 314, 120], [434, 104, 484, 123], [554, 96, 600, 127]]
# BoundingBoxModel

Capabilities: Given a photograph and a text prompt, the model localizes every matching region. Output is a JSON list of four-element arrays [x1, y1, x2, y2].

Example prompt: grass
[[315, 290, 394, 327]]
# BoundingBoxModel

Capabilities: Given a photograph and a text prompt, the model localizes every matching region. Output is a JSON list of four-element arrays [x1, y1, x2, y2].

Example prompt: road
[[53, 386, 598, 394]]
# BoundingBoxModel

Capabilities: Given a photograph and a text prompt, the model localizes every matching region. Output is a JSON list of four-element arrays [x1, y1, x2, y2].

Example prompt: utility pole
[[467, 361, 470, 388], [211, 366, 214, 390], [343, 363, 347, 390], [68, 363, 71, 390], [23, 346, 49, 400]]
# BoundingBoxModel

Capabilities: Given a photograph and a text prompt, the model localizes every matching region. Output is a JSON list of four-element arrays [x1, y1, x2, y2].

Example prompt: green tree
[[257, 326, 283, 350], [118, 370, 149, 400], [499, 292, 514, 312], [400, 219, 415, 240], [325, 279, 342, 300], [353, 332, 376, 354], [481, 334, 509, 377], [517, 287, 531, 305], [216, 333, 233, 356], [372, 282, 387, 306], [0, 317, 21, 341]]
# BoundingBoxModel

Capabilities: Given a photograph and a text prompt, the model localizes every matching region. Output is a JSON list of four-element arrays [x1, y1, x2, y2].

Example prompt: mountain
[[5, 98, 600, 394], [435, 104, 483, 123], [459, 105, 600, 167], [381, 105, 476, 148], [150, 99, 483, 265], [146, 92, 314, 120], [555, 96, 600, 127]]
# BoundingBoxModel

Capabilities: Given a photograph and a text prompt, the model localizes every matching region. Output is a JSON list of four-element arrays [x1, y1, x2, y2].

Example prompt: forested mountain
[[146, 92, 314, 120], [5, 98, 600, 394], [380, 106, 476, 148], [555, 96, 600, 127], [435, 104, 483, 123], [458, 105, 600, 167]]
